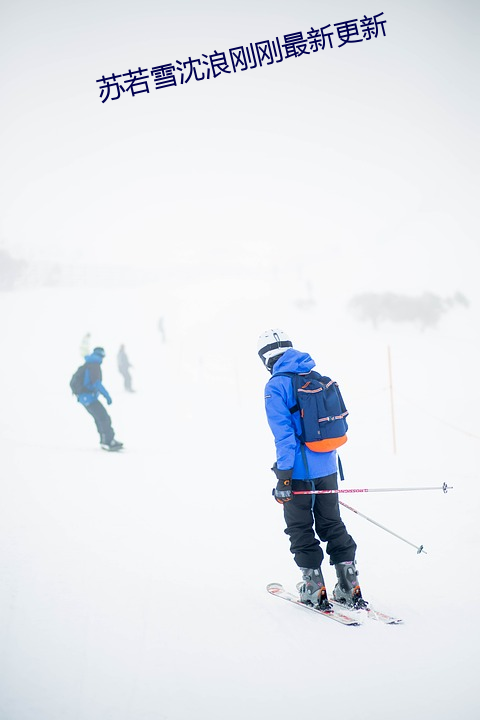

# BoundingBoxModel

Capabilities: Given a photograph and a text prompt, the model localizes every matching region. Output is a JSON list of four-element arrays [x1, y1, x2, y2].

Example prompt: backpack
[[70, 364, 87, 395], [276, 371, 348, 452]]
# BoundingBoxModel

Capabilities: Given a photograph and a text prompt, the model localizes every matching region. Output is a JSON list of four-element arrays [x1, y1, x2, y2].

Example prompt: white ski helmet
[[257, 329, 293, 369]]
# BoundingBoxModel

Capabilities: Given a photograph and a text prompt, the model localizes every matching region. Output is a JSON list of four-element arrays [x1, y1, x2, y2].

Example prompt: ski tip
[[366, 607, 404, 624], [266, 583, 284, 593]]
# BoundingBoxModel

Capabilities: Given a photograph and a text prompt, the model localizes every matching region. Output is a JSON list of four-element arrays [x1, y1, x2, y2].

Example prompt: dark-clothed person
[[117, 344, 133, 392]]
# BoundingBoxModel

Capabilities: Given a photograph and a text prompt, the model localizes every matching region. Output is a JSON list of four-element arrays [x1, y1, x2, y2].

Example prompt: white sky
[[1, 0, 479, 298]]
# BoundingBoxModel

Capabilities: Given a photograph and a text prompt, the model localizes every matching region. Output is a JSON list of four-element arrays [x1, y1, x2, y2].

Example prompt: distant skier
[[117, 344, 134, 392], [158, 316, 166, 343], [71, 346, 123, 451], [80, 332, 91, 358], [257, 328, 366, 610]]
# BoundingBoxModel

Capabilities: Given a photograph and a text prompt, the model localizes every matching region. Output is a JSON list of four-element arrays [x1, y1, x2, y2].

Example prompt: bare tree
[[348, 291, 469, 330]]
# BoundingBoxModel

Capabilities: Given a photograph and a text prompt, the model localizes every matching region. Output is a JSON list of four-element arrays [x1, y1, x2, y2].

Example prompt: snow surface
[[1, 277, 478, 720]]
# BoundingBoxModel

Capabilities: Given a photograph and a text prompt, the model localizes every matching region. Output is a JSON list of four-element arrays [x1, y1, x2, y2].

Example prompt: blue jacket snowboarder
[[75, 347, 123, 451], [258, 328, 366, 610]]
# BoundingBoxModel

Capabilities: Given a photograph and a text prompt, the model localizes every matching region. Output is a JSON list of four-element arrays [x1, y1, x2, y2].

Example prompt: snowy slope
[[1, 277, 479, 720]]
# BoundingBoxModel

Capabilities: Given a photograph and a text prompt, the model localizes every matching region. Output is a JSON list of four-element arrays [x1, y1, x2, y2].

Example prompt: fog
[[1, 2, 479, 719], [1, 0, 478, 297]]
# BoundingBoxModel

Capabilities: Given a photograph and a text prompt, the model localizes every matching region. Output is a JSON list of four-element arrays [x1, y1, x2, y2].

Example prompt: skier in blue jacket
[[258, 329, 366, 610], [77, 347, 123, 451]]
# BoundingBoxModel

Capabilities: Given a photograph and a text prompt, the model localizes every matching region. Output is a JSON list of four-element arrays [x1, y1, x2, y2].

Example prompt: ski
[[267, 583, 361, 626], [328, 598, 403, 625]]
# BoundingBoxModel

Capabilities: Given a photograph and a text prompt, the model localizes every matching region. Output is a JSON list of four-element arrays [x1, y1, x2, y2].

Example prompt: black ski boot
[[333, 561, 368, 609], [297, 568, 332, 611]]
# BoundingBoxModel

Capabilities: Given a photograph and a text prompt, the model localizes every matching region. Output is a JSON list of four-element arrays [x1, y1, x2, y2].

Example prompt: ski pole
[[338, 499, 427, 554], [292, 482, 452, 496]]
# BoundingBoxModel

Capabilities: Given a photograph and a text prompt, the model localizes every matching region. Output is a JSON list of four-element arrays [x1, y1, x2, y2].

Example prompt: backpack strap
[[273, 371, 312, 415], [299, 443, 310, 480]]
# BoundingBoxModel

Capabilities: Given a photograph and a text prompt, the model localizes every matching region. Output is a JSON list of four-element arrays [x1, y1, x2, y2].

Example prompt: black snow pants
[[283, 472, 356, 569], [84, 400, 114, 445]]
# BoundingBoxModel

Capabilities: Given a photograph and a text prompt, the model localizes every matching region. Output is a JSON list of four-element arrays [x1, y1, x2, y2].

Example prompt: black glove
[[271, 463, 293, 481], [273, 478, 293, 504], [271, 464, 293, 504]]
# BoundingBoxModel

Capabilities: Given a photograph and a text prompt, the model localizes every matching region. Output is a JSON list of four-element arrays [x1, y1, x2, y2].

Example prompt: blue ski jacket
[[264, 348, 337, 480], [77, 351, 112, 407]]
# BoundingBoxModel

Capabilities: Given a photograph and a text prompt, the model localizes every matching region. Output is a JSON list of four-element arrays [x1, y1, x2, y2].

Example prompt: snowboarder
[[117, 344, 134, 392], [258, 328, 366, 610], [74, 346, 123, 451]]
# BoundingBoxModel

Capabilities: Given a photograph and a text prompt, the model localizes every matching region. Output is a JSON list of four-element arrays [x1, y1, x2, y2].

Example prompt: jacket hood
[[272, 348, 315, 375], [85, 352, 103, 364]]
